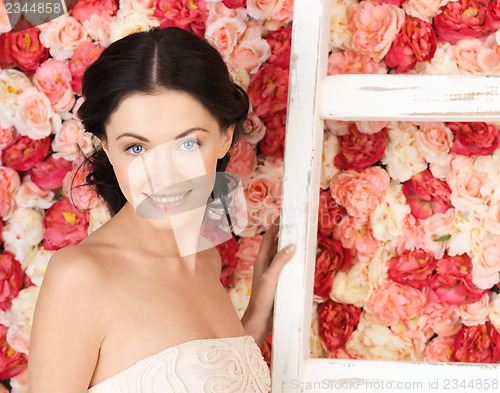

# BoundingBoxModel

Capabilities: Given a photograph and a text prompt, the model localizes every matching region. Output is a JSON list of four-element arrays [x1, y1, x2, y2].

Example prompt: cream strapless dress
[[87, 334, 271, 393]]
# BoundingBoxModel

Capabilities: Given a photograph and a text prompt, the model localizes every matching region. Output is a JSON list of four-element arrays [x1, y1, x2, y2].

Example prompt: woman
[[27, 26, 295, 392]]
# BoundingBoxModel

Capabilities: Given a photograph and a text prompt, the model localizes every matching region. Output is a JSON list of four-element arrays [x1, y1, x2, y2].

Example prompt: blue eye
[[125, 144, 144, 155], [181, 138, 202, 151]]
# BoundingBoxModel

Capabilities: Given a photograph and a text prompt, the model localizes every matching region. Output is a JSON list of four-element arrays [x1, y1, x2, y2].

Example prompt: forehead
[[106, 90, 218, 135]]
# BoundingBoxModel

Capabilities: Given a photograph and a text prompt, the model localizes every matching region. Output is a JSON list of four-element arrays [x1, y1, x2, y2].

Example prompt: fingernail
[[284, 244, 295, 254]]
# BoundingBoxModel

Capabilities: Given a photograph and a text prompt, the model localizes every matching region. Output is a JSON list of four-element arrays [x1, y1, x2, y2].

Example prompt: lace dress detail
[[87, 335, 271, 393]]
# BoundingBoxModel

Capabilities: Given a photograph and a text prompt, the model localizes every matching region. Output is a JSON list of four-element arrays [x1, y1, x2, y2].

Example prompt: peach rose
[[14, 87, 54, 140], [68, 41, 106, 95], [349, 0, 405, 60], [471, 232, 500, 286], [62, 158, 101, 211], [246, 0, 284, 21], [416, 122, 453, 162], [15, 174, 56, 210], [477, 34, 500, 74], [355, 120, 389, 134], [0, 0, 11, 33], [0, 69, 34, 129], [395, 214, 425, 254], [457, 292, 492, 326], [421, 209, 456, 259], [39, 14, 89, 60], [234, 235, 262, 280], [207, 1, 248, 25], [422, 336, 455, 362], [364, 280, 426, 325], [0, 125, 14, 150], [485, 199, 500, 235], [242, 172, 280, 231], [51, 119, 93, 161], [206, 16, 247, 56], [226, 138, 258, 179], [0, 166, 21, 220], [327, 50, 387, 74], [81, 14, 113, 47], [488, 293, 500, 332], [333, 216, 381, 256], [243, 112, 266, 146], [452, 38, 485, 73], [33, 59, 75, 113], [120, 0, 156, 17], [330, 0, 357, 51], [403, 0, 450, 23], [228, 26, 272, 73], [418, 289, 461, 337], [330, 166, 390, 219]]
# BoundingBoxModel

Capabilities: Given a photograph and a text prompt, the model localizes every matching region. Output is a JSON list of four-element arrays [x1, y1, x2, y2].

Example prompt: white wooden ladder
[[272, 0, 500, 392]]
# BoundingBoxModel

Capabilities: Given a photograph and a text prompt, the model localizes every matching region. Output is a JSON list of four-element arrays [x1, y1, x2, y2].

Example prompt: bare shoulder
[[28, 245, 108, 392]]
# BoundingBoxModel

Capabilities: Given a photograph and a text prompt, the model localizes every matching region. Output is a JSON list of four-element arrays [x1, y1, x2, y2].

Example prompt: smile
[[143, 189, 192, 209]]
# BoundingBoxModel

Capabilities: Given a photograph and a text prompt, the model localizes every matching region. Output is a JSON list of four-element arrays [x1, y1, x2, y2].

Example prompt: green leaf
[[433, 234, 451, 242]]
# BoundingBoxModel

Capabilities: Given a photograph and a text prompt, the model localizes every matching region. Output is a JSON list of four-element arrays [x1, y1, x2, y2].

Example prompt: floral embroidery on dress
[[195, 336, 271, 393]]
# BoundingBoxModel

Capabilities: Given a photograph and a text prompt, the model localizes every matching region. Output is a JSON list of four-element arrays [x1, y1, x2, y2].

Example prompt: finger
[[261, 244, 295, 284]]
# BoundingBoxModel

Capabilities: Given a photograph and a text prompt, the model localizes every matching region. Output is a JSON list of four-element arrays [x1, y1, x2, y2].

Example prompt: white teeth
[[149, 191, 188, 204]]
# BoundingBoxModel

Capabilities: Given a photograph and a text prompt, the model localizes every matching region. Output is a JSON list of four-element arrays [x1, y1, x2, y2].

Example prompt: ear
[[218, 125, 235, 159], [101, 139, 112, 165]]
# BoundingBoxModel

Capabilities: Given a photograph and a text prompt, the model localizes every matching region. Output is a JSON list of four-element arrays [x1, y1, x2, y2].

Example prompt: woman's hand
[[240, 215, 296, 348]]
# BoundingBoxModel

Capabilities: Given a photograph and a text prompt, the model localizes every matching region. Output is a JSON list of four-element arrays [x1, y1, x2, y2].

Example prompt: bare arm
[[27, 245, 106, 393]]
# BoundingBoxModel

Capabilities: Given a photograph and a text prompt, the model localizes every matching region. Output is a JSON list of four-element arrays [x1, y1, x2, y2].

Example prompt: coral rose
[[318, 298, 361, 350], [388, 249, 436, 289], [453, 322, 500, 363], [448, 122, 500, 156]]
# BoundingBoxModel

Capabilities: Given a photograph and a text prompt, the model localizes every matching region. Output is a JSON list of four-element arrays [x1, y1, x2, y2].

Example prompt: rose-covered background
[[0, 0, 500, 391]]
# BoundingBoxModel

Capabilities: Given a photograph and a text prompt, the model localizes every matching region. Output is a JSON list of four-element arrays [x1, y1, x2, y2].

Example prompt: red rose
[[247, 64, 289, 119], [430, 253, 486, 305], [69, 41, 105, 95], [318, 189, 346, 237], [453, 322, 500, 363], [448, 122, 500, 156], [70, 0, 118, 23], [0, 324, 27, 380], [314, 234, 352, 298], [388, 249, 436, 289], [402, 168, 452, 219], [265, 27, 292, 69], [222, 0, 247, 8], [434, 0, 489, 44], [1, 135, 50, 172], [334, 123, 387, 171], [155, 0, 208, 37], [259, 110, 286, 158], [487, 0, 500, 30], [42, 198, 90, 251], [318, 299, 361, 351], [30, 156, 73, 191], [0, 251, 24, 312], [386, 16, 436, 73], [215, 235, 238, 287], [0, 27, 49, 75]]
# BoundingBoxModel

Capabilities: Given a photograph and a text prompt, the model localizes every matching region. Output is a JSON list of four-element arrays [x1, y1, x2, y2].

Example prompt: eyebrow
[[115, 127, 210, 142]]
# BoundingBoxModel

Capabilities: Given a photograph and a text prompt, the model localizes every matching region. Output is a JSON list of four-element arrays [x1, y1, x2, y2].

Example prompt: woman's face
[[101, 89, 234, 228]]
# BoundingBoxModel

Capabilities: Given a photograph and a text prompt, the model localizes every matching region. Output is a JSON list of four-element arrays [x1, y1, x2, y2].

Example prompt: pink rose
[[334, 123, 387, 171], [68, 41, 105, 95], [1, 135, 50, 172], [0, 125, 14, 150], [416, 122, 453, 158], [259, 110, 286, 158], [246, 0, 285, 20], [264, 27, 292, 69], [228, 26, 272, 73], [457, 293, 492, 326], [327, 50, 386, 75], [434, 0, 489, 44], [314, 234, 352, 298], [0, 251, 24, 312], [364, 280, 426, 325], [14, 87, 54, 140], [156, 0, 208, 37], [318, 189, 347, 237], [485, 200, 500, 234], [330, 166, 390, 219], [234, 235, 261, 280], [71, 0, 118, 22], [421, 209, 456, 259], [431, 253, 486, 305], [453, 322, 500, 363], [395, 214, 425, 254], [388, 249, 436, 289], [349, 0, 405, 60], [403, 0, 449, 22], [419, 289, 461, 338], [0, 167, 20, 220], [226, 138, 258, 178], [487, 0, 500, 30], [0, 27, 49, 75], [42, 198, 90, 251], [223, 0, 247, 8], [30, 156, 73, 191], [51, 119, 92, 161], [39, 14, 89, 60], [402, 169, 452, 220], [248, 65, 288, 119], [333, 216, 382, 256], [448, 122, 500, 156], [385, 16, 437, 73], [422, 336, 455, 362], [0, 324, 27, 380], [215, 235, 238, 287], [15, 174, 56, 209], [62, 157, 101, 211], [318, 299, 361, 350], [471, 234, 500, 280], [205, 16, 247, 56], [452, 38, 484, 73], [33, 59, 75, 113]]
